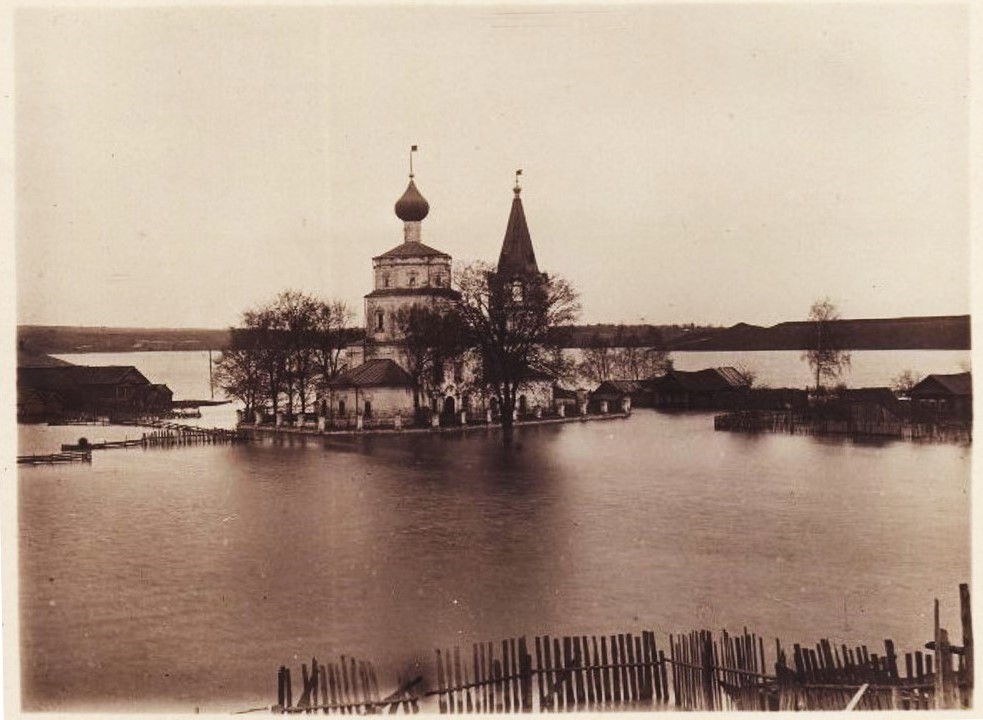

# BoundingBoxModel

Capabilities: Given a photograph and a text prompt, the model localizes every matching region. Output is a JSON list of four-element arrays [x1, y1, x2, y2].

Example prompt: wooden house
[[590, 380, 643, 412], [648, 367, 747, 409], [838, 388, 907, 434], [17, 386, 65, 421], [909, 372, 972, 420], [17, 365, 173, 417]]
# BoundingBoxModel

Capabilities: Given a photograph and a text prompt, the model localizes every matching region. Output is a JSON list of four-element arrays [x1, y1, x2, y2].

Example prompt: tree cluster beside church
[[227, 156, 580, 432]]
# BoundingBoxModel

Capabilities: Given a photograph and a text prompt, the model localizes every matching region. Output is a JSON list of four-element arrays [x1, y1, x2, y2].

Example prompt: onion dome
[[394, 178, 430, 222]]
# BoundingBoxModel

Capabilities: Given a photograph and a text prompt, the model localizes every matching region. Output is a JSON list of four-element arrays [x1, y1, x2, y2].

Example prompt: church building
[[325, 153, 555, 428]]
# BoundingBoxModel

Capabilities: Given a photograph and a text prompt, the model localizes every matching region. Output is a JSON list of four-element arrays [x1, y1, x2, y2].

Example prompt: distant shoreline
[[17, 314, 970, 354]]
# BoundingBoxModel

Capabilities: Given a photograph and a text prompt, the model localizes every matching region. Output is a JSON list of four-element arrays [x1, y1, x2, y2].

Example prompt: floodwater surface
[[18, 409, 970, 712]]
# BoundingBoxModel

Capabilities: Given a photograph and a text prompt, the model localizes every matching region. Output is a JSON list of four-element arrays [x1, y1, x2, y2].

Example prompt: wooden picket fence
[[271, 584, 972, 713], [432, 631, 668, 713], [273, 656, 421, 714]]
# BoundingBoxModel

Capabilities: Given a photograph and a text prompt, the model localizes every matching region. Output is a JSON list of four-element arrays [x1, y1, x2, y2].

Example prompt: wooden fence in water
[[714, 411, 972, 443], [271, 584, 972, 713], [20, 422, 247, 467], [273, 657, 421, 714], [16, 449, 92, 465]]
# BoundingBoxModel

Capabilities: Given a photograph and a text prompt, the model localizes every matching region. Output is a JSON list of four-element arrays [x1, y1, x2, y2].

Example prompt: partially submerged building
[[590, 380, 643, 413], [648, 367, 747, 409], [909, 372, 972, 421], [17, 365, 173, 421]]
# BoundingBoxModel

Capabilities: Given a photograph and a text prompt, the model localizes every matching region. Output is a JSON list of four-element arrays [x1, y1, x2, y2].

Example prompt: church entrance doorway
[[442, 396, 456, 425]]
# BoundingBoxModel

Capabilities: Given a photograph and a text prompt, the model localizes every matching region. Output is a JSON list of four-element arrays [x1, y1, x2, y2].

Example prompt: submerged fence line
[[271, 584, 972, 714]]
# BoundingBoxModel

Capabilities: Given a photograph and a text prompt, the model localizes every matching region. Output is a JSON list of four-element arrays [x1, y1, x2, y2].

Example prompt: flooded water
[[18, 405, 970, 712]]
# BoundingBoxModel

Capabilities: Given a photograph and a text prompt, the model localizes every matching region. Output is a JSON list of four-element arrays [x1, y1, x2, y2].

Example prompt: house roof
[[840, 387, 906, 414], [714, 366, 748, 386], [19, 365, 151, 390], [328, 359, 413, 388], [910, 372, 972, 397], [374, 242, 450, 261], [652, 367, 745, 393], [497, 188, 540, 277], [17, 348, 75, 368], [593, 380, 643, 396], [553, 385, 579, 400]]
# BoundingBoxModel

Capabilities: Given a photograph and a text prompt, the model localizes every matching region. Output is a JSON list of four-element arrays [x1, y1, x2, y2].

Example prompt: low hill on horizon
[[18, 314, 970, 355], [18, 325, 233, 354], [666, 315, 970, 351]]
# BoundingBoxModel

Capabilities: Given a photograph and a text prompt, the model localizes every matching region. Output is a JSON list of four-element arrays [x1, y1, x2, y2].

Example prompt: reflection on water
[[19, 411, 969, 712]]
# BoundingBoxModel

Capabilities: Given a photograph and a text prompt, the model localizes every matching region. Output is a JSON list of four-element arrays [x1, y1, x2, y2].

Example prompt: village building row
[[592, 368, 973, 424]]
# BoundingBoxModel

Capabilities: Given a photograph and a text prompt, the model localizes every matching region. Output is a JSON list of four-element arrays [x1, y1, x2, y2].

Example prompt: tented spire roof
[[497, 187, 539, 277]]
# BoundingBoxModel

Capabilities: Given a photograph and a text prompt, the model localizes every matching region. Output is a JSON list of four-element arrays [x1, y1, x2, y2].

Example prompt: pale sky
[[14, 3, 971, 329]]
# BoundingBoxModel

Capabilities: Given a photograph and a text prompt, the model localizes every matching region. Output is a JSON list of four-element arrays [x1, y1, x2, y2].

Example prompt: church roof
[[374, 241, 450, 261], [364, 287, 460, 300], [328, 359, 414, 388], [394, 178, 430, 222], [497, 187, 540, 277]]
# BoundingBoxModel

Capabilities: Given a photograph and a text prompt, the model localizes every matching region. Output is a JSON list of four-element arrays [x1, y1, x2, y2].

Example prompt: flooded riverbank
[[18, 408, 969, 712]]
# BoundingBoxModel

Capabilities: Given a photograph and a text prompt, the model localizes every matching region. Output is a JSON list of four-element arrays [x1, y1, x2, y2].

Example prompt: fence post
[[961, 582, 974, 703], [702, 631, 715, 711], [934, 599, 943, 709], [519, 636, 533, 712]]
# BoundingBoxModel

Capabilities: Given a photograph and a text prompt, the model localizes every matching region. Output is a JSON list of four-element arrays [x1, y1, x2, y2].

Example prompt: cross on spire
[[514, 168, 523, 194], [409, 145, 418, 178]]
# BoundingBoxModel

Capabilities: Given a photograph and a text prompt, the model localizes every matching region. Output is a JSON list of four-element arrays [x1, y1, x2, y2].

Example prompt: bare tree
[[395, 302, 469, 418], [578, 345, 617, 385], [312, 300, 354, 392], [891, 369, 922, 397], [579, 345, 672, 385], [802, 298, 851, 391], [238, 302, 287, 415], [612, 346, 673, 381], [274, 290, 321, 414], [218, 291, 354, 417], [213, 347, 263, 416], [455, 261, 580, 436], [733, 364, 758, 389]]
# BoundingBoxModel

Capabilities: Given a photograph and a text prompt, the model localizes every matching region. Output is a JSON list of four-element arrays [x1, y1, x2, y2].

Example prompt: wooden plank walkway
[[17, 450, 92, 465]]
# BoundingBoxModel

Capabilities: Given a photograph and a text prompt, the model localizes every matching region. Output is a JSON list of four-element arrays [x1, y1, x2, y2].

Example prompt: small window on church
[[408, 273, 417, 287], [511, 281, 524, 302], [382, 273, 390, 288], [376, 310, 384, 331], [435, 273, 443, 287]]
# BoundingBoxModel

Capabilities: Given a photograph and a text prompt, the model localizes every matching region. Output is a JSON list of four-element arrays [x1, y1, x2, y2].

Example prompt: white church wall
[[325, 386, 415, 427]]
